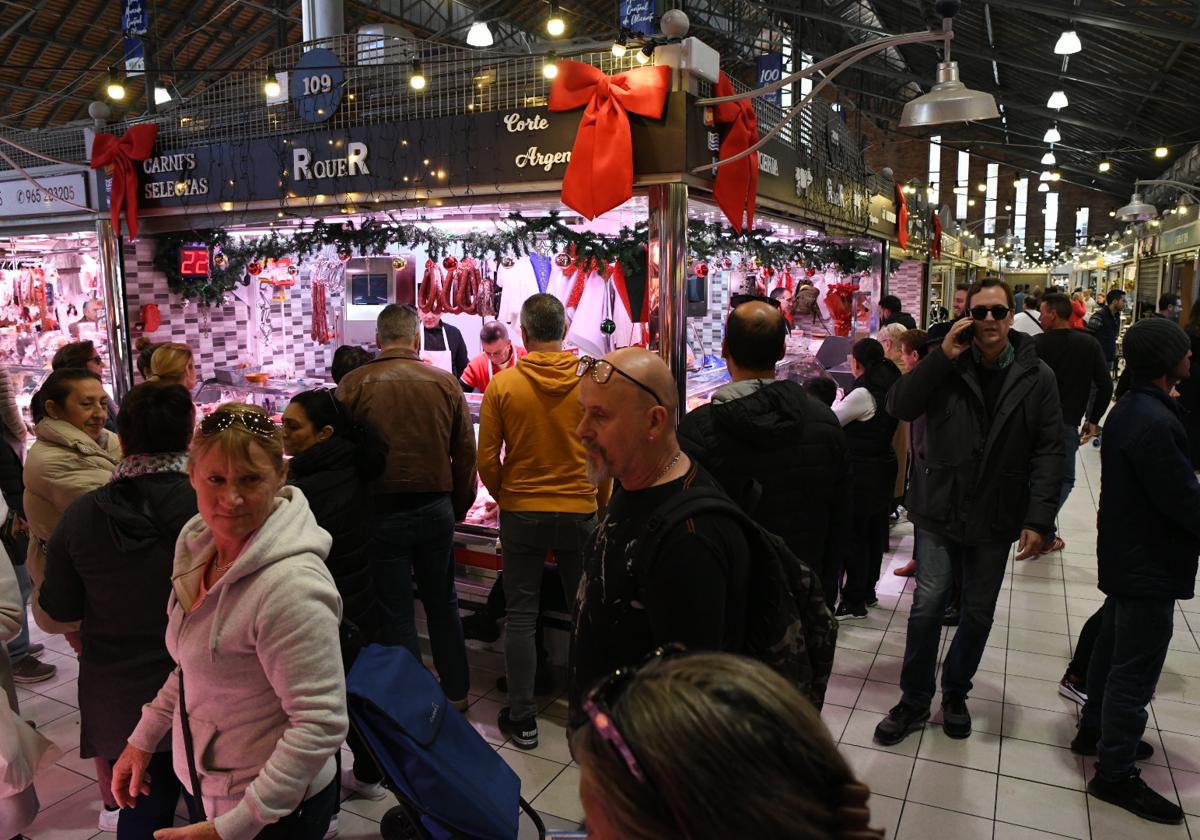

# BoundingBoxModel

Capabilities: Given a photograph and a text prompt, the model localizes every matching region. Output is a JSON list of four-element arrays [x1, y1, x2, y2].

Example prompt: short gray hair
[[520, 293, 566, 343], [377, 304, 419, 346]]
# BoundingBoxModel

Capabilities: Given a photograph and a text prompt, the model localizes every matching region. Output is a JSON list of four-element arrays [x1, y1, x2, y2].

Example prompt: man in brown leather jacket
[[337, 303, 478, 708]]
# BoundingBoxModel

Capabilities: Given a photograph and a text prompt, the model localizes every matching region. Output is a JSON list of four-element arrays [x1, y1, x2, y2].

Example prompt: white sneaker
[[343, 774, 387, 801], [1058, 676, 1087, 706], [324, 814, 339, 838], [98, 806, 120, 832]]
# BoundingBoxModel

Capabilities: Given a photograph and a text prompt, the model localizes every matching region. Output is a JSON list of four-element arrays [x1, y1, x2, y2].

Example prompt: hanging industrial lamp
[[1055, 30, 1082, 55], [1116, 192, 1158, 221], [1044, 125, 1062, 143], [1047, 90, 1069, 109], [1041, 151, 1056, 165], [900, 60, 999, 127], [466, 21, 494, 47], [546, 1, 565, 37]]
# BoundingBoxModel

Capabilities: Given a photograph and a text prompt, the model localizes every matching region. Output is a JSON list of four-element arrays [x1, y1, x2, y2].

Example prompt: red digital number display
[[179, 247, 210, 278]]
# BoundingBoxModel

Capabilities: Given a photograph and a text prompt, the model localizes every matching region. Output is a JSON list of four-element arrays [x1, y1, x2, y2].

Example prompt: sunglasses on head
[[583, 644, 688, 785], [575, 356, 664, 408], [199, 409, 278, 439], [969, 305, 1012, 321]]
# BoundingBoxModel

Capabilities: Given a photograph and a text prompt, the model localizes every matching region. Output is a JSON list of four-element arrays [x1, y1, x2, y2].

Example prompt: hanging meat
[[311, 282, 332, 345], [419, 259, 444, 314], [476, 261, 497, 319], [453, 258, 481, 315]]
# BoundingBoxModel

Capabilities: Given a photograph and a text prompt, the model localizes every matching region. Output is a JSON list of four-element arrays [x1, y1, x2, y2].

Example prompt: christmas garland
[[154, 212, 875, 305]]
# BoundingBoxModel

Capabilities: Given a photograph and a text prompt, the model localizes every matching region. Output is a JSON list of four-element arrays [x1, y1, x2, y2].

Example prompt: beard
[[585, 447, 610, 486]]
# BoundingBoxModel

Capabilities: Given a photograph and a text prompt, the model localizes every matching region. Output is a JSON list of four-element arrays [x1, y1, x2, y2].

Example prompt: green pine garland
[[154, 212, 874, 305]]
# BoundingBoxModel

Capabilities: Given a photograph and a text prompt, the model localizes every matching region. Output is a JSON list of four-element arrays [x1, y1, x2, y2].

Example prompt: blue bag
[[346, 643, 530, 840]]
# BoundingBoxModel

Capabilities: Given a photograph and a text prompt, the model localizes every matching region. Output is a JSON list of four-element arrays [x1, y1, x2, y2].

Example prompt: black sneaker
[[462, 612, 501, 643], [497, 707, 538, 750], [874, 702, 930, 746], [865, 592, 880, 608], [941, 696, 972, 739], [1069, 726, 1155, 761], [1087, 771, 1184, 825], [941, 607, 961, 627], [835, 602, 869, 621]]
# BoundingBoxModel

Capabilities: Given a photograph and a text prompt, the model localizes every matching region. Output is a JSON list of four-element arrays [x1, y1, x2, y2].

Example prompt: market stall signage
[[292, 142, 370, 180], [142, 152, 209, 198], [121, 0, 148, 75], [1158, 220, 1199, 254], [290, 48, 344, 124], [506, 112, 572, 172], [0, 173, 88, 217], [620, 0, 658, 37], [756, 53, 784, 106]]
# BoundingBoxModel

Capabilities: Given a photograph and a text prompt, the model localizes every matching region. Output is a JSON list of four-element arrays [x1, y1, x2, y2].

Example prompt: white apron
[[420, 325, 455, 374]]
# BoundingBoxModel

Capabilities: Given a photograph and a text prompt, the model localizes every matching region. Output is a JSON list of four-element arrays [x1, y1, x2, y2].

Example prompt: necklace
[[212, 555, 236, 574], [654, 451, 683, 485]]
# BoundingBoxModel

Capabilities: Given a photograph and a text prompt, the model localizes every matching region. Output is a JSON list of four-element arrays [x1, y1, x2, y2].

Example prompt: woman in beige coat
[[23, 369, 122, 589], [23, 367, 122, 827]]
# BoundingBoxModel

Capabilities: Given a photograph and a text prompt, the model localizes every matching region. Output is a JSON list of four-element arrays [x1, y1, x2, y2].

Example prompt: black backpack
[[634, 486, 838, 709]]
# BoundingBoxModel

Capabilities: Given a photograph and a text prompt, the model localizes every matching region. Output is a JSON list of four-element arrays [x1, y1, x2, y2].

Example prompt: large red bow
[[91, 124, 158, 239], [549, 61, 671, 220], [895, 183, 909, 250], [712, 71, 759, 233]]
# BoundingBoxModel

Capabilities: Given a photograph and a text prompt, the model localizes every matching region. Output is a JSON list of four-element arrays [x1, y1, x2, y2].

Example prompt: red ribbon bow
[[895, 182, 909, 250], [712, 71, 759, 234], [549, 61, 671, 220], [90, 124, 158, 239]]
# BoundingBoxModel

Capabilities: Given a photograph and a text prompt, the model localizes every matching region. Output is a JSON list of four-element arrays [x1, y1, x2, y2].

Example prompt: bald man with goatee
[[568, 348, 750, 728]]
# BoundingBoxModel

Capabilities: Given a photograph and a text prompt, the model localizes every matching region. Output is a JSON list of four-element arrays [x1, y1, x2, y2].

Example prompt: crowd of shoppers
[[5, 276, 1199, 835]]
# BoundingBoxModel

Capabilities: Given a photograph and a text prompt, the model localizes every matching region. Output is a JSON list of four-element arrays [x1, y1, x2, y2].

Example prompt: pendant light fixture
[[543, 52, 559, 79], [105, 67, 126, 101], [636, 43, 652, 65], [1098, 159, 1112, 173], [611, 39, 627, 58], [1039, 171, 1052, 182], [1055, 30, 1082, 55], [1044, 125, 1062, 144], [899, 61, 1000, 127], [409, 59, 426, 91], [546, 1, 565, 37], [1047, 90, 1069, 110], [1041, 151, 1056, 165], [1155, 144, 1170, 159], [466, 21, 494, 47], [1038, 183, 1050, 192], [263, 69, 281, 99], [1116, 192, 1158, 221]]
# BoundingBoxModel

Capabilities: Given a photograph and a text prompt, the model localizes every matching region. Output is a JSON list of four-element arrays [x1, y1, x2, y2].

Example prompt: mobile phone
[[956, 323, 975, 344]]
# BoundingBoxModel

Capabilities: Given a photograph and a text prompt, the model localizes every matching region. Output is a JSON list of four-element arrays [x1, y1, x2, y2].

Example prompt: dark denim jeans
[[900, 529, 1010, 708], [6, 560, 31, 663], [1068, 605, 1105, 680], [1046, 423, 1079, 545], [842, 456, 897, 606], [109, 751, 180, 838], [499, 510, 595, 720], [1081, 596, 1174, 781], [369, 495, 470, 701]]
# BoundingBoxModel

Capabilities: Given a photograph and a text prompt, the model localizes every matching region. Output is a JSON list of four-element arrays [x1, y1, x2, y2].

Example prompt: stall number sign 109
[[302, 74, 333, 96], [179, 246, 210, 279]]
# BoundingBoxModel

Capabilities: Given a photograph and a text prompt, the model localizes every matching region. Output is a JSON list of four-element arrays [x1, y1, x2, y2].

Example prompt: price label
[[290, 48, 344, 124]]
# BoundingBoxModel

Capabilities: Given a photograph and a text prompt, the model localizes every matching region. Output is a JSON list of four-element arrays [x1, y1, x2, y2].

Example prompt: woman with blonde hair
[[147, 343, 198, 390], [875, 322, 909, 373], [112, 402, 347, 839], [573, 650, 884, 840]]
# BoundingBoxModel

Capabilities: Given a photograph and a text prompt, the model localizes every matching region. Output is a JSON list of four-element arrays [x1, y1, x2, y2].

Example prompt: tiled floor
[[15, 439, 1200, 838]]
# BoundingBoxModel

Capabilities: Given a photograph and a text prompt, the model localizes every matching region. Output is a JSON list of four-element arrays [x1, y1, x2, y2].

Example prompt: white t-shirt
[[1013, 310, 1044, 336]]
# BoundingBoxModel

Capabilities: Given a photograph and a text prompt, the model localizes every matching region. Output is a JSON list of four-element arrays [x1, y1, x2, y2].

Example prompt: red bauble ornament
[[443, 256, 459, 270], [555, 252, 572, 268], [721, 256, 733, 270], [764, 266, 777, 278], [805, 266, 817, 278], [694, 262, 709, 278], [247, 262, 262, 276]]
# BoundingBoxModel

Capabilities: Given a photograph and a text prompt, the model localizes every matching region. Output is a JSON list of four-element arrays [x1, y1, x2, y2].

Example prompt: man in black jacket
[[879, 294, 917, 330], [1072, 317, 1197, 825], [874, 278, 1064, 746], [1036, 292, 1113, 553], [678, 301, 853, 609], [1087, 288, 1126, 371]]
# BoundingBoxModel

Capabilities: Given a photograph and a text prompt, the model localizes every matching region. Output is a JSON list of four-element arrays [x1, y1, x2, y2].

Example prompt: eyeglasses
[[575, 356, 664, 407], [199, 409, 279, 439], [969, 305, 1012, 321], [583, 644, 687, 784]]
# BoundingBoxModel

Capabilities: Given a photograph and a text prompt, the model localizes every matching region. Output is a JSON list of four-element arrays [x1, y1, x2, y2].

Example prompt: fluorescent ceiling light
[[466, 21, 494, 47]]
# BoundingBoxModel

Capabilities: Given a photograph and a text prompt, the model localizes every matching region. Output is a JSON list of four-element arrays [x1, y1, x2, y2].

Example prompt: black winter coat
[[1098, 385, 1200, 600], [678, 379, 854, 607], [287, 436, 379, 640], [886, 331, 1064, 545], [1173, 328, 1200, 469], [39, 472, 197, 759], [1087, 306, 1120, 363]]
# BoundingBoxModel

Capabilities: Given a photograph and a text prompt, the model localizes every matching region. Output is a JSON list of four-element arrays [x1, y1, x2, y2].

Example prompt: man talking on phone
[[874, 277, 1064, 747]]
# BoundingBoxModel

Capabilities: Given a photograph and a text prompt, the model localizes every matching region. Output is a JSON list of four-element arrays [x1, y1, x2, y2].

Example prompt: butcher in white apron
[[420, 324, 455, 374]]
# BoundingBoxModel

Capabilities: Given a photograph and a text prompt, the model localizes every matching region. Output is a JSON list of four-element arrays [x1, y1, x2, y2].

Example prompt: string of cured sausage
[[419, 260, 445, 313], [311, 281, 332, 344]]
